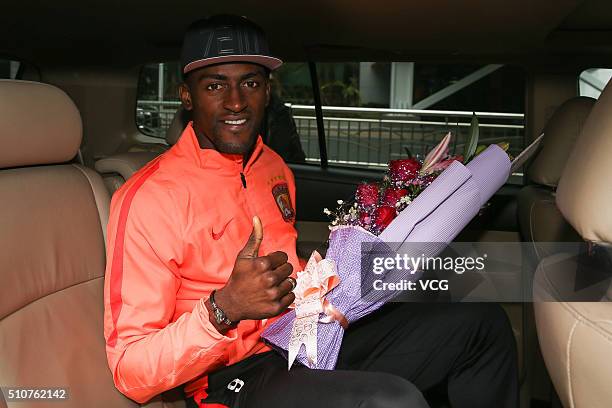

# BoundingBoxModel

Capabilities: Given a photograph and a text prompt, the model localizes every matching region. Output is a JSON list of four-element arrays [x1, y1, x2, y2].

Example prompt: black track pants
[[190, 303, 518, 408]]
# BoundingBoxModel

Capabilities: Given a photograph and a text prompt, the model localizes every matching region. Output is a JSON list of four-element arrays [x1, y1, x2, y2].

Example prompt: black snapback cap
[[180, 15, 283, 75]]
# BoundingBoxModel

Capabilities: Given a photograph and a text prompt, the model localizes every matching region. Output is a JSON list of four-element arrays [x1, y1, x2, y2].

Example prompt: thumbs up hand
[[236, 214, 264, 259], [213, 216, 295, 323]]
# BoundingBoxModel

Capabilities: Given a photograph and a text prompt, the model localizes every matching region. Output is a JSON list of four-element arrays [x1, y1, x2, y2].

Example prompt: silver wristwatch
[[209, 290, 235, 327]]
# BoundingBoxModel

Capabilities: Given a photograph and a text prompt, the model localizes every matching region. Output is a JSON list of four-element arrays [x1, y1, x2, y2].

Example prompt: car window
[[0, 59, 21, 79], [312, 62, 526, 175], [578, 68, 612, 99], [136, 62, 183, 139]]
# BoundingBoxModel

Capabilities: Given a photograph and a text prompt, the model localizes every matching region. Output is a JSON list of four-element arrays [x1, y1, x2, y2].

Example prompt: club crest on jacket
[[272, 183, 295, 222]]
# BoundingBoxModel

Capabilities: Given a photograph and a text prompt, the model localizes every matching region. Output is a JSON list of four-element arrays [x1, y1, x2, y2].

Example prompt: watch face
[[214, 308, 224, 324]]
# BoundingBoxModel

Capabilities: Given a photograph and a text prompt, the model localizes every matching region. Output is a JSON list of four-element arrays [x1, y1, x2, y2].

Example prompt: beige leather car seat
[[95, 107, 190, 195], [0, 80, 137, 407], [517, 96, 594, 261], [0, 80, 187, 408], [534, 83, 612, 407]]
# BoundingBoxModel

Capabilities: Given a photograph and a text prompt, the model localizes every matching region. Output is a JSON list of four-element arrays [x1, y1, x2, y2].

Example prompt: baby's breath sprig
[[323, 199, 359, 230]]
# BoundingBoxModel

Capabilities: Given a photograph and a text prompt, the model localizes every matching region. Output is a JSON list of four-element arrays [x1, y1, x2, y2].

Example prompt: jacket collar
[[173, 122, 264, 174]]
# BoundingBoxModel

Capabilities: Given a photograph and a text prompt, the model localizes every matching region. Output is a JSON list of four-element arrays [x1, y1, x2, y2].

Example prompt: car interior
[[1, 1, 612, 407]]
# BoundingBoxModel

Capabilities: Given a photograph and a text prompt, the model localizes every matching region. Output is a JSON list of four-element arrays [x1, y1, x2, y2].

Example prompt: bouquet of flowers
[[323, 130, 502, 235], [262, 118, 513, 370]]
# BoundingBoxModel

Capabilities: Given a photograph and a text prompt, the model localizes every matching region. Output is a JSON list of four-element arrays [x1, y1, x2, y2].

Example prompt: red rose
[[389, 159, 421, 183], [356, 183, 379, 207], [382, 187, 408, 207], [373, 205, 396, 231]]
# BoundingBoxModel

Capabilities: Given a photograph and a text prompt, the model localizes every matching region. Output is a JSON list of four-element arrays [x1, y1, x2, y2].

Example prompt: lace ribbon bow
[[287, 250, 347, 369]]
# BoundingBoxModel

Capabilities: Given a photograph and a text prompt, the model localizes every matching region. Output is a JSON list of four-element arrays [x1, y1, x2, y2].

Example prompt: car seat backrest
[[557, 86, 612, 246], [533, 81, 612, 408], [0, 79, 138, 408], [516, 96, 594, 259]]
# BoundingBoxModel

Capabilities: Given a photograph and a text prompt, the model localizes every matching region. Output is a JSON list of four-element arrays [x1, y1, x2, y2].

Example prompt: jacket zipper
[[240, 172, 247, 188]]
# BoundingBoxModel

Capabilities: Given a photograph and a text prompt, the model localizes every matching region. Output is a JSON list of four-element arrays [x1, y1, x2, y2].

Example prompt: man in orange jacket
[[104, 15, 518, 408]]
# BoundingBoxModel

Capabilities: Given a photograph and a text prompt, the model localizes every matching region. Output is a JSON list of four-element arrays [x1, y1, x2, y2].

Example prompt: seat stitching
[[539, 258, 612, 341], [566, 318, 580, 408], [1, 276, 103, 320], [528, 200, 542, 259], [529, 197, 557, 260]]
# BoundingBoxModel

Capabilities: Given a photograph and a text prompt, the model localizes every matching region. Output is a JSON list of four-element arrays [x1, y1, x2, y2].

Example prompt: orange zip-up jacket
[[103, 123, 301, 403]]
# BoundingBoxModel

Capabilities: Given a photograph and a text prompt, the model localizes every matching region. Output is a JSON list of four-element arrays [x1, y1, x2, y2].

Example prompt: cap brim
[[183, 55, 283, 74]]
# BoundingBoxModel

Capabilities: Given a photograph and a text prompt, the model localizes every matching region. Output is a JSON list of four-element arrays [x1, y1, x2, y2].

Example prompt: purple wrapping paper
[[261, 145, 511, 369], [261, 226, 388, 369]]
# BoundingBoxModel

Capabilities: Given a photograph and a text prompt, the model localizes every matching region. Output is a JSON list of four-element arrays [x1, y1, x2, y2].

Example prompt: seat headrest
[[557, 83, 612, 244], [529, 96, 596, 187], [0, 80, 82, 168], [165, 107, 191, 146]]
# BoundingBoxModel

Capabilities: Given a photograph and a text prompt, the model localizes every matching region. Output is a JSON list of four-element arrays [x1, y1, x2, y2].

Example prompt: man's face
[[180, 63, 270, 155]]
